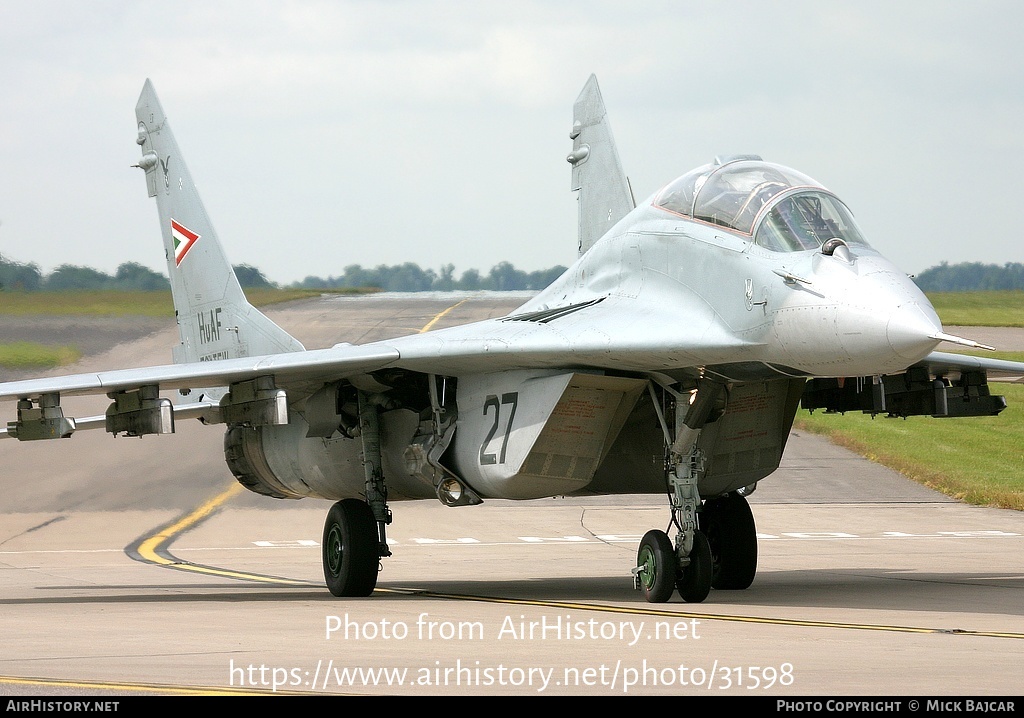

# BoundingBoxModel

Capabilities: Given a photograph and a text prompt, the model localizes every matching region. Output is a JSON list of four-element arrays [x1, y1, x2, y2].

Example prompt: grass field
[[0, 341, 82, 369], [795, 383, 1024, 510], [927, 291, 1024, 327]]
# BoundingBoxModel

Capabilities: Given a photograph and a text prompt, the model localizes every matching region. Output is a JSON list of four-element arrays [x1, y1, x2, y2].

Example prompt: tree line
[[4, 253, 1022, 293], [0, 254, 566, 293], [291, 262, 567, 292], [0, 255, 274, 291], [911, 262, 1024, 292]]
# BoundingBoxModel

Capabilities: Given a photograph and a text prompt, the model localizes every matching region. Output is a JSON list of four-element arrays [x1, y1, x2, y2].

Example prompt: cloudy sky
[[1, 1, 1022, 285]]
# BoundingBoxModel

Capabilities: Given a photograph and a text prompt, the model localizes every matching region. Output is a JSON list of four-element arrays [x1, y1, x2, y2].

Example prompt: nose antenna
[[930, 332, 996, 351]]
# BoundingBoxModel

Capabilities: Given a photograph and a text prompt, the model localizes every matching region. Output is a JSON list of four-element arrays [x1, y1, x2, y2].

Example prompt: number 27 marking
[[479, 392, 518, 465]]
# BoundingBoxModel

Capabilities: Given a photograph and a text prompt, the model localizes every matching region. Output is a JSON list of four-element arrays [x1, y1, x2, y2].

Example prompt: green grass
[[0, 290, 174, 316], [0, 287, 375, 316], [0, 341, 82, 369], [927, 291, 1024, 327], [795, 383, 1024, 510]]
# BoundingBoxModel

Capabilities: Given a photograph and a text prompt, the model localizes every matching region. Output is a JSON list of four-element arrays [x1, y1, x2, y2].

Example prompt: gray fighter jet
[[2, 76, 1021, 603]]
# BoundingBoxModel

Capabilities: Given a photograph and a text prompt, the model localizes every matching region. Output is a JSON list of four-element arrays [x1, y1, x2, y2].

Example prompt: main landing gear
[[634, 380, 758, 603], [322, 499, 380, 597], [322, 391, 393, 597]]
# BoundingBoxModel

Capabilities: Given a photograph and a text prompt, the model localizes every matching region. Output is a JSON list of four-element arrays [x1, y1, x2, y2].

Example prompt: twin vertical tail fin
[[567, 74, 634, 256], [133, 79, 304, 368]]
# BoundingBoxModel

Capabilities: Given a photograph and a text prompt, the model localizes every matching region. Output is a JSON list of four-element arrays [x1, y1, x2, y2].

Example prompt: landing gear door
[[451, 370, 646, 499]]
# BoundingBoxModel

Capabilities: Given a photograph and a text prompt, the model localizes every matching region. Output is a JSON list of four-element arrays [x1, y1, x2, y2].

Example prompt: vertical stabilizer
[[567, 75, 634, 256], [134, 80, 304, 367]]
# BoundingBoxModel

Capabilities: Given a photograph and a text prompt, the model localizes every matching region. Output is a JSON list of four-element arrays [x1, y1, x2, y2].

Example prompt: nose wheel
[[675, 530, 712, 602], [703, 492, 757, 590], [635, 530, 676, 603], [635, 528, 713, 604]]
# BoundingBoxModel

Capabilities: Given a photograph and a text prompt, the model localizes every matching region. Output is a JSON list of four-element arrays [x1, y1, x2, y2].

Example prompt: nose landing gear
[[634, 379, 756, 604]]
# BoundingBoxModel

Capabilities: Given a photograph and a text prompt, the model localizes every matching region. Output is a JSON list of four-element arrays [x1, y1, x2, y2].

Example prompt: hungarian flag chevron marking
[[170, 219, 200, 267]]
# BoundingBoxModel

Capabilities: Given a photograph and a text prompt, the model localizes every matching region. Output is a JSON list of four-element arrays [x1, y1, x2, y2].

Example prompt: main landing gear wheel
[[703, 492, 757, 590], [322, 499, 380, 597], [675, 531, 712, 603], [636, 530, 676, 603]]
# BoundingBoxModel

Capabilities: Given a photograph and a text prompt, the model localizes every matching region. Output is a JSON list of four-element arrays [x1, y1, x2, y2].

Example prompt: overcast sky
[[1, 1, 1022, 285]]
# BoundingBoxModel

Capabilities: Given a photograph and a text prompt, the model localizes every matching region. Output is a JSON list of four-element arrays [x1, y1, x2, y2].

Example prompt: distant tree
[[526, 265, 567, 289], [285, 261, 567, 292], [383, 263, 435, 292], [113, 262, 169, 290], [482, 261, 528, 291], [233, 264, 275, 288], [434, 263, 457, 291], [914, 262, 1024, 292], [339, 264, 380, 289], [0, 254, 43, 291], [295, 274, 333, 289], [45, 264, 112, 290], [458, 268, 481, 290]]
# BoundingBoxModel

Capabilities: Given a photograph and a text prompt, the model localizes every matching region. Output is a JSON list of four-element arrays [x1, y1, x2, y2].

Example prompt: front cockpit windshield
[[654, 158, 872, 253], [756, 192, 869, 252]]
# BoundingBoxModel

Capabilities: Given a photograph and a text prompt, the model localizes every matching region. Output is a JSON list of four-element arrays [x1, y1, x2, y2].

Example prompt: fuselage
[[227, 158, 946, 505], [484, 157, 943, 381]]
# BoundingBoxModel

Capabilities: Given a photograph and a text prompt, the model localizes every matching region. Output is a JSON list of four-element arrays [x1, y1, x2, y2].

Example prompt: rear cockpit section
[[654, 156, 872, 254]]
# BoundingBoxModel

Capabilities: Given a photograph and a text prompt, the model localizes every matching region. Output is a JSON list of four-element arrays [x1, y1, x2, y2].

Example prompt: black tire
[[636, 530, 676, 603], [703, 492, 757, 590], [322, 499, 379, 597], [675, 530, 712, 603]]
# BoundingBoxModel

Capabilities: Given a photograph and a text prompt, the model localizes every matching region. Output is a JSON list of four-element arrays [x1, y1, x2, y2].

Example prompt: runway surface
[[0, 294, 1021, 696]]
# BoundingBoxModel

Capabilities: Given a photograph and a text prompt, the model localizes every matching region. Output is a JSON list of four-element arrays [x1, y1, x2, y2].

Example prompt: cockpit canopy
[[655, 157, 870, 253]]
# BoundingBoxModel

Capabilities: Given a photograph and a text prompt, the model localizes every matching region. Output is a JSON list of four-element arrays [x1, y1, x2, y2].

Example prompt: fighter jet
[[2, 75, 1021, 604]]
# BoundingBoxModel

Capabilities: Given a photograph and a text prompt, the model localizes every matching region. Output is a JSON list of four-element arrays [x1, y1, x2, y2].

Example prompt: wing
[[0, 344, 400, 439], [0, 344, 400, 401], [916, 351, 1024, 383]]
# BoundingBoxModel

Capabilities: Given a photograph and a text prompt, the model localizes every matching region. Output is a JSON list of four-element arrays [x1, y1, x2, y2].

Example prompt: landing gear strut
[[321, 390, 393, 597], [635, 380, 725, 604]]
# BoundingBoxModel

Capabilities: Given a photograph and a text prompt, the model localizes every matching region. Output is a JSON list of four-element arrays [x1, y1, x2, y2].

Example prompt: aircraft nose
[[886, 303, 942, 360]]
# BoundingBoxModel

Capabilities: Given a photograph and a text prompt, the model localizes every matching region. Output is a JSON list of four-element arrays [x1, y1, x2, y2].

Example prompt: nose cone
[[886, 302, 943, 360]]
